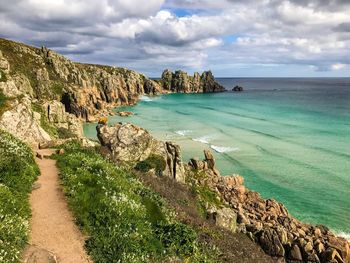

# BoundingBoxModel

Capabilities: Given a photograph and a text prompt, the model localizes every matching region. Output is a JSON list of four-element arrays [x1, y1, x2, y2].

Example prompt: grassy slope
[[55, 141, 219, 263], [0, 130, 39, 262]]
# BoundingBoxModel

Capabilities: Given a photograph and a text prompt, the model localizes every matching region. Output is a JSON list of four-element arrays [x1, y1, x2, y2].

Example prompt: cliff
[[97, 122, 350, 263], [0, 38, 225, 145]]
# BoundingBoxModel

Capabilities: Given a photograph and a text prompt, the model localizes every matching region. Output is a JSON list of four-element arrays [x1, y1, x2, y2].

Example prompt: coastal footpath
[[0, 38, 349, 262]]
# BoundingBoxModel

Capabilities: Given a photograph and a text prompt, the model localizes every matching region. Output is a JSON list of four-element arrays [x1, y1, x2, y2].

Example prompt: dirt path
[[22, 149, 92, 263]]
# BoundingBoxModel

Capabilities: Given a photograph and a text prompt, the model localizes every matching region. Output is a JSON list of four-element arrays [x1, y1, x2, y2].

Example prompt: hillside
[[0, 38, 224, 145]]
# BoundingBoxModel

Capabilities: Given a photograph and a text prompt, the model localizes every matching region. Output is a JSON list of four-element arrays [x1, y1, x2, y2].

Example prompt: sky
[[0, 0, 350, 77]]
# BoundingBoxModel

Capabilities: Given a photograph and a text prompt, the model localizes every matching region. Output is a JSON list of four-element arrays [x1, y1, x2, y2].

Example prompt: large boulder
[[258, 228, 285, 257], [0, 97, 51, 145], [207, 207, 237, 232], [97, 123, 186, 182], [43, 100, 83, 137]]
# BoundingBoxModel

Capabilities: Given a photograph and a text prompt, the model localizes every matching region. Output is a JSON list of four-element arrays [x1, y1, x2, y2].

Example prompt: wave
[[334, 230, 350, 241], [139, 95, 153, 102], [210, 145, 239, 153], [193, 136, 211, 144], [175, 130, 192, 136]]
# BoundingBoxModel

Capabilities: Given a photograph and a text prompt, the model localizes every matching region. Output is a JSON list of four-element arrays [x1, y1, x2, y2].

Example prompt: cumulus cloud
[[0, 0, 349, 76]]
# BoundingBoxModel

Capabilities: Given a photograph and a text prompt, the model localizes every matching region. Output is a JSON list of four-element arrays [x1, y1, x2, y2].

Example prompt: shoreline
[[83, 93, 349, 238], [95, 121, 350, 262]]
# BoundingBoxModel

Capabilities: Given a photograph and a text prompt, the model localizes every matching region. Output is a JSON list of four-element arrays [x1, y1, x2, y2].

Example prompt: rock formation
[[160, 69, 225, 93], [0, 97, 51, 145], [233, 85, 244, 91], [187, 152, 350, 263], [96, 123, 186, 182]]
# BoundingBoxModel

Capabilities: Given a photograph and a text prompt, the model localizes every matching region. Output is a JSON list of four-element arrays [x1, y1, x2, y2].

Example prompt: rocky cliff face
[[0, 38, 225, 144], [0, 40, 83, 145], [160, 69, 225, 93], [97, 122, 350, 263]]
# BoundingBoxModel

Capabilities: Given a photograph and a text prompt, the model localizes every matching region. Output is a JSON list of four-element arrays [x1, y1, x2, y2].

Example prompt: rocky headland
[[0, 38, 224, 145]]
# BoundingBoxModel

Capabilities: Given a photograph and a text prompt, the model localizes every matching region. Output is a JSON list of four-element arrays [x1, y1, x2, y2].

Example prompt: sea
[[84, 78, 350, 238]]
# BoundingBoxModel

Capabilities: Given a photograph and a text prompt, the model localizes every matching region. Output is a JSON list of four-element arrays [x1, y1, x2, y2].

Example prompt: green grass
[[186, 170, 224, 217], [50, 82, 65, 97], [0, 130, 39, 262], [135, 154, 166, 176], [0, 39, 40, 89], [55, 141, 219, 262], [0, 90, 9, 117]]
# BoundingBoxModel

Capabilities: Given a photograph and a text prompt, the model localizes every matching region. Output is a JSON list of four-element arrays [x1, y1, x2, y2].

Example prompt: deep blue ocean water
[[84, 78, 350, 238]]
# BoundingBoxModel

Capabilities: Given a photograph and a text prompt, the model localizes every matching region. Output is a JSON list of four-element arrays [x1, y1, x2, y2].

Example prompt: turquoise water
[[84, 78, 350, 237]]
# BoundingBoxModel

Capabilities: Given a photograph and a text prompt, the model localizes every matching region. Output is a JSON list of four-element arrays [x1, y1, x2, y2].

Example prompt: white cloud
[[0, 0, 349, 76], [331, 63, 347, 70]]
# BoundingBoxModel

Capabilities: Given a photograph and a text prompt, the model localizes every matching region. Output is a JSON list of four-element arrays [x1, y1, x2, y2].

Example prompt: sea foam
[[193, 136, 211, 144], [140, 95, 153, 102], [210, 145, 239, 153], [175, 130, 192, 136], [334, 231, 350, 241]]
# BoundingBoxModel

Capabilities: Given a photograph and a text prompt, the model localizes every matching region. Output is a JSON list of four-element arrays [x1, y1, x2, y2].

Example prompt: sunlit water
[[84, 78, 350, 237]]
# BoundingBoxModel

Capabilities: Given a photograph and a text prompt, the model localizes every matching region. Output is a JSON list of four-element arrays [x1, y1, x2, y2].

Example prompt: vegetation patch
[[31, 102, 58, 138], [55, 141, 218, 262], [0, 90, 10, 117], [135, 154, 166, 176], [50, 82, 65, 97], [0, 39, 40, 88], [186, 170, 223, 217], [57, 127, 76, 139], [0, 69, 7, 82], [0, 130, 39, 262]]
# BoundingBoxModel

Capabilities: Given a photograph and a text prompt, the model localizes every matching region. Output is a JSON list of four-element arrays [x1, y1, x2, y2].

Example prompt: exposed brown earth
[[22, 149, 91, 263]]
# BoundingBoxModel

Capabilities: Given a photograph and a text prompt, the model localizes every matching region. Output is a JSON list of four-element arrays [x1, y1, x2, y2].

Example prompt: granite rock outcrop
[[188, 152, 350, 263], [160, 69, 225, 93], [96, 123, 186, 183]]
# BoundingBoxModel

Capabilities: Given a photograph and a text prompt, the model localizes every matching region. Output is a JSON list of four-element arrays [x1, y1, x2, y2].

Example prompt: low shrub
[[57, 127, 76, 139], [135, 154, 166, 176], [0, 130, 39, 262], [0, 90, 9, 117], [0, 69, 7, 82], [56, 142, 218, 262]]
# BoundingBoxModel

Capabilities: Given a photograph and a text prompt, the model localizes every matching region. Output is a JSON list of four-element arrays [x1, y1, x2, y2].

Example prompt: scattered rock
[[22, 246, 57, 263], [56, 148, 65, 155], [36, 152, 43, 159], [207, 207, 237, 232], [322, 247, 344, 263], [258, 228, 285, 257], [39, 139, 71, 149], [32, 183, 41, 190], [289, 244, 303, 261], [232, 85, 244, 92], [116, 111, 134, 117]]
